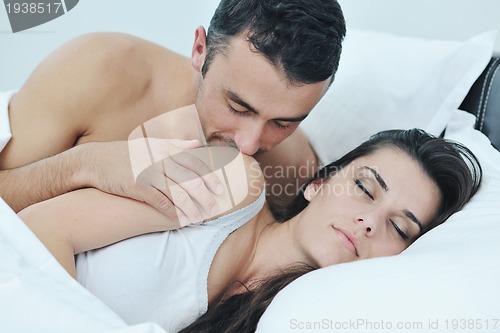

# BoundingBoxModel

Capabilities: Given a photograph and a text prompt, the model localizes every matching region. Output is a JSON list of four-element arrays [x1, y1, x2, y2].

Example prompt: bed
[[1, 30, 499, 333], [257, 31, 500, 333]]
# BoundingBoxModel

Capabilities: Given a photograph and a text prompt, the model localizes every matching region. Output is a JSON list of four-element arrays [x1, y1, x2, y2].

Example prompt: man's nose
[[234, 125, 264, 156]]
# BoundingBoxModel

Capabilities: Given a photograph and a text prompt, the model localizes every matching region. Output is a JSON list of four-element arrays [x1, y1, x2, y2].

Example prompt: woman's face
[[294, 147, 441, 268]]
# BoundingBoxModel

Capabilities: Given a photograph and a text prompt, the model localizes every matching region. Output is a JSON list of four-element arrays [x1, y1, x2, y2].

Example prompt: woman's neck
[[238, 208, 308, 284], [208, 203, 308, 303]]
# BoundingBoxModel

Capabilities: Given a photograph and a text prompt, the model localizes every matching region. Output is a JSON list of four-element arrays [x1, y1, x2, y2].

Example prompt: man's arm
[[19, 148, 264, 278], [0, 145, 86, 212], [0, 139, 146, 213], [0, 33, 141, 209], [1, 32, 223, 219]]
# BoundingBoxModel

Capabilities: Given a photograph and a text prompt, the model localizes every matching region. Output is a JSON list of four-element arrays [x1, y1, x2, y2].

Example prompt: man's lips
[[332, 226, 359, 257]]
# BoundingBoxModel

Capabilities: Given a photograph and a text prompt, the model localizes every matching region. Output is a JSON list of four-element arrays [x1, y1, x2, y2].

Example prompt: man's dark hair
[[202, 0, 346, 86]]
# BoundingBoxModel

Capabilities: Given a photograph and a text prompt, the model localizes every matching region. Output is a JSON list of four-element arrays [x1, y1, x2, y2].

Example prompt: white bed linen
[[257, 110, 500, 332], [0, 198, 168, 333], [0, 90, 16, 152]]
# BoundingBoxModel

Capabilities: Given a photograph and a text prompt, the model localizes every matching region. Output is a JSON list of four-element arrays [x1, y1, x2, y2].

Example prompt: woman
[[19, 129, 481, 333]]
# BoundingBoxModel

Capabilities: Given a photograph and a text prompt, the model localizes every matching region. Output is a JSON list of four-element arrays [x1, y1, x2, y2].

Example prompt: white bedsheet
[[0, 90, 164, 332], [0, 198, 168, 333], [0, 90, 16, 152]]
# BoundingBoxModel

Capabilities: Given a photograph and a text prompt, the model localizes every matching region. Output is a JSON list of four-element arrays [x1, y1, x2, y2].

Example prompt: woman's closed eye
[[355, 179, 409, 240], [390, 219, 409, 240], [355, 179, 374, 200]]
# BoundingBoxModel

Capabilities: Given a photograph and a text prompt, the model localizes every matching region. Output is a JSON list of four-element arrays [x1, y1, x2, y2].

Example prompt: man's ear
[[303, 178, 325, 202], [191, 26, 207, 72]]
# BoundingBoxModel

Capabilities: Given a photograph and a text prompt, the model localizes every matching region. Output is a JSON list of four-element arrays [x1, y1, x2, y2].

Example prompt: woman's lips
[[333, 226, 359, 256]]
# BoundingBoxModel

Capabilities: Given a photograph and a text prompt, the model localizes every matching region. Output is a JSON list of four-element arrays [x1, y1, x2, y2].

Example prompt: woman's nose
[[355, 215, 380, 236]]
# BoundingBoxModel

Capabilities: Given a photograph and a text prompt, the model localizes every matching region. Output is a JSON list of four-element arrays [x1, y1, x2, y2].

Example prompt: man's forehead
[[209, 37, 330, 119]]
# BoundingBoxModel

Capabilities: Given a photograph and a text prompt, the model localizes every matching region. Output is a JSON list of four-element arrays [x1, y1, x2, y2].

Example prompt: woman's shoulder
[[188, 146, 265, 221]]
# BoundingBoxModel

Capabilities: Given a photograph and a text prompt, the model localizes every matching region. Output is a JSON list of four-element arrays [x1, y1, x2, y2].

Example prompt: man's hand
[[80, 138, 225, 225]]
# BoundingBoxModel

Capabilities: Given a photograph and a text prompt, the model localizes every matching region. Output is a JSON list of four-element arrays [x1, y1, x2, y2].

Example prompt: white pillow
[[300, 30, 496, 166], [257, 109, 500, 333]]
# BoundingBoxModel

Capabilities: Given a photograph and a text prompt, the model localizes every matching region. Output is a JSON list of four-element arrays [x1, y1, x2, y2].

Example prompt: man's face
[[195, 36, 330, 156]]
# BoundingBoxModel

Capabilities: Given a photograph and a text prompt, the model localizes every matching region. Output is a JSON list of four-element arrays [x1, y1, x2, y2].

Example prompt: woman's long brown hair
[[179, 264, 315, 333]]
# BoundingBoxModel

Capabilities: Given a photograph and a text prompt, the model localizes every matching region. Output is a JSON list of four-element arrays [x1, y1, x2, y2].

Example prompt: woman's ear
[[191, 26, 207, 72], [303, 179, 325, 202]]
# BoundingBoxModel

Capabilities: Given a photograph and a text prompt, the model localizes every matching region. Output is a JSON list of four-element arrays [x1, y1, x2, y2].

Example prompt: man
[[0, 0, 345, 221]]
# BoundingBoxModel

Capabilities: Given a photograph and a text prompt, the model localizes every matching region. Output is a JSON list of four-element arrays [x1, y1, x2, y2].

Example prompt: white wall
[[0, 0, 220, 91], [338, 0, 500, 52], [1, 0, 499, 91]]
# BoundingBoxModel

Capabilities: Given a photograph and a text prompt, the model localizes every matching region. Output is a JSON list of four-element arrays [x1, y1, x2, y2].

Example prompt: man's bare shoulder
[[2, 33, 183, 168], [14, 32, 168, 107], [67, 32, 176, 65], [61, 33, 166, 95], [66, 33, 194, 110], [37, 32, 184, 94]]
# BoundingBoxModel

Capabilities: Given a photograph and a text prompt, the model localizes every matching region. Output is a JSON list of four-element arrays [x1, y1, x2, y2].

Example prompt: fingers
[[135, 151, 226, 226], [136, 186, 191, 227], [135, 168, 199, 226], [148, 138, 202, 163], [157, 175, 207, 226], [167, 138, 203, 150], [128, 138, 202, 181], [161, 158, 219, 222], [169, 148, 224, 196], [130, 137, 236, 225]]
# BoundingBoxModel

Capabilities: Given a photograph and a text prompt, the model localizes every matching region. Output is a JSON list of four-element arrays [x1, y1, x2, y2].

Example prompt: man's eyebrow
[[274, 114, 309, 123], [227, 90, 257, 114], [362, 166, 424, 232], [227, 90, 308, 123]]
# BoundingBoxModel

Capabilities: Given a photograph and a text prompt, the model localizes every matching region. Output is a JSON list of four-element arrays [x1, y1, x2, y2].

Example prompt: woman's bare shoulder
[[187, 146, 265, 220]]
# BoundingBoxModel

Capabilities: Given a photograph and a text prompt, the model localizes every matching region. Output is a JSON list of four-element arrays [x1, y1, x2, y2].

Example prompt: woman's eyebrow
[[362, 166, 388, 191], [361, 166, 424, 231], [404, 209, 424, 231]]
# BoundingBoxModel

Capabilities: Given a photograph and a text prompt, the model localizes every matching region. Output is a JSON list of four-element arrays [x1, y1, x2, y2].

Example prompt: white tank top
[[76, 191, 265, 332]]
